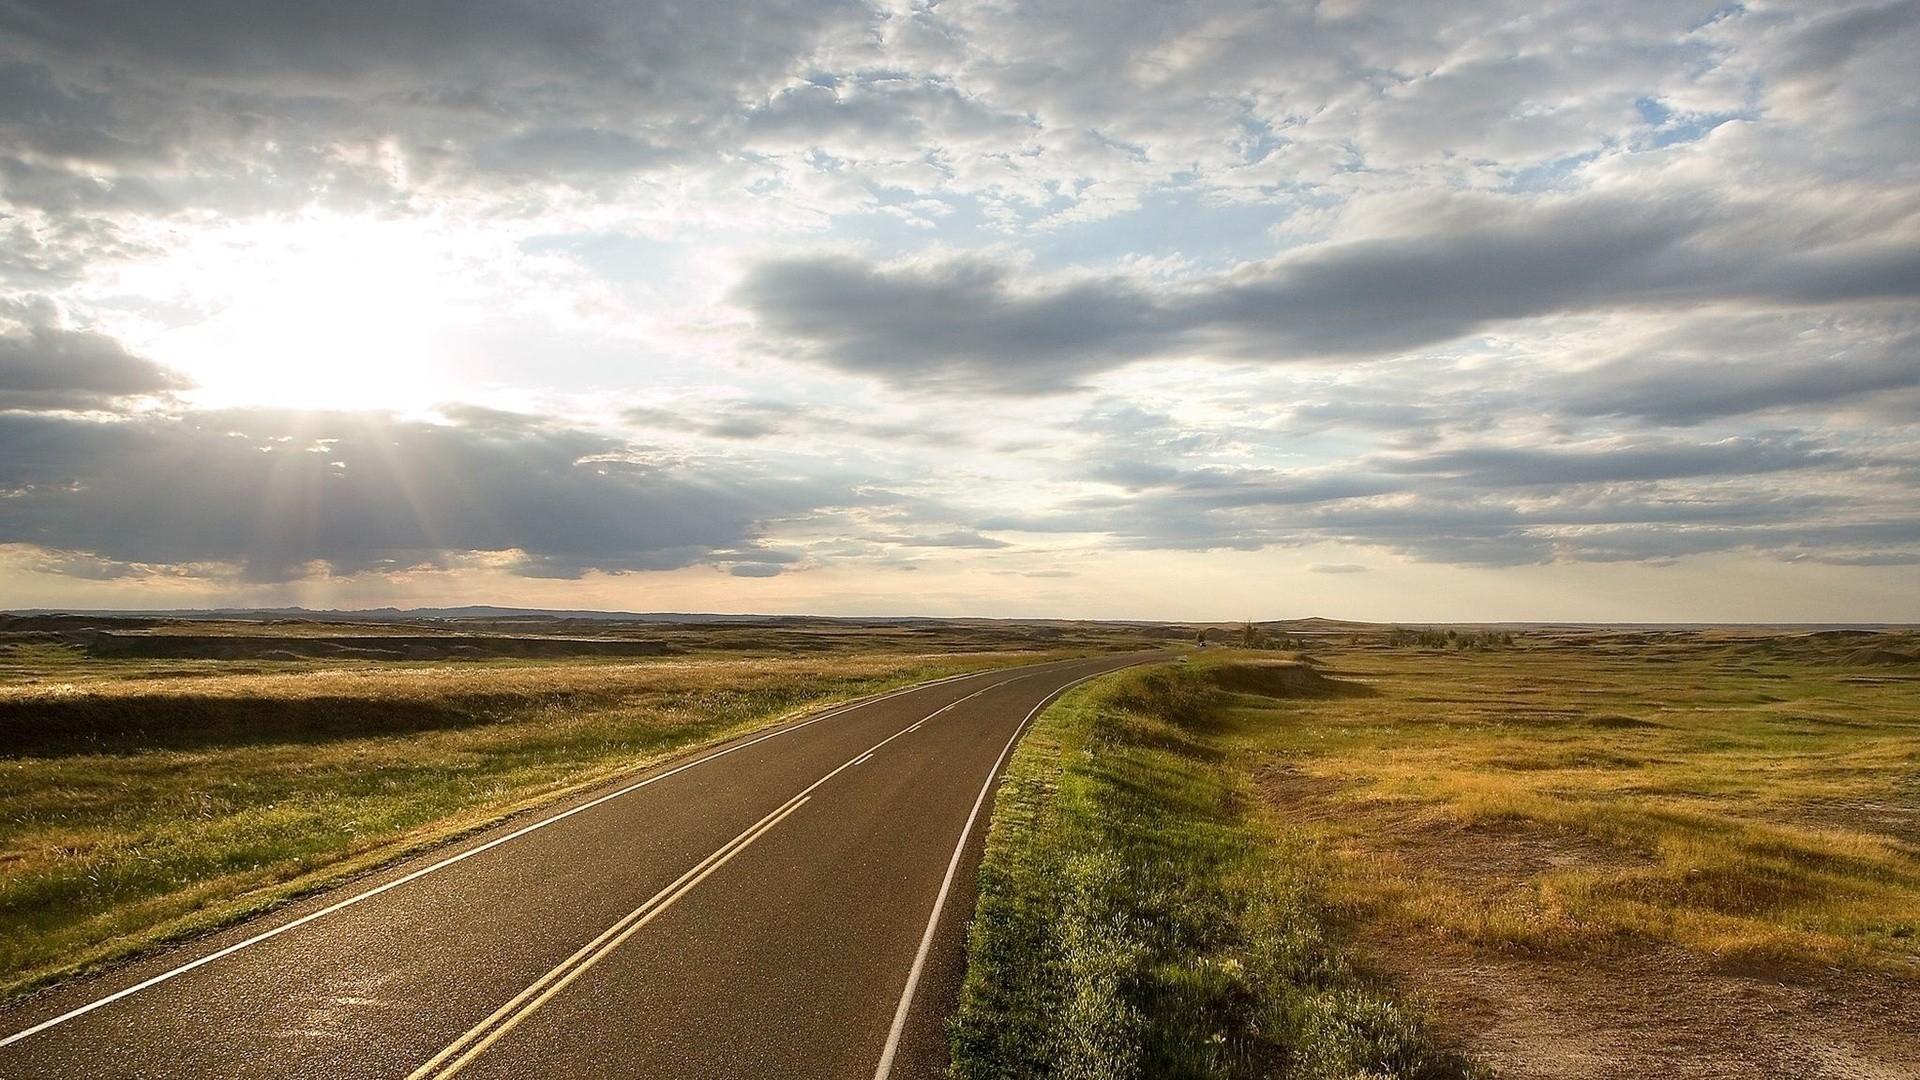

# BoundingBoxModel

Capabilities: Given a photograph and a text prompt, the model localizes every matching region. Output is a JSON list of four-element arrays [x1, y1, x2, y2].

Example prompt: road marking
[[409, 794, 813, 1080], [406, 665, 1059, 1077], [871, 665, 1125, 1080], [0, 660, 1072, 1049]]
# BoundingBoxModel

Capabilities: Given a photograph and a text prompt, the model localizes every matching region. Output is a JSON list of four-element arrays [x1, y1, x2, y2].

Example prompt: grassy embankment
[[0, 646, 1058, 995], [951, 656, 1473, 1079], [1253, 637, 1920, 970]]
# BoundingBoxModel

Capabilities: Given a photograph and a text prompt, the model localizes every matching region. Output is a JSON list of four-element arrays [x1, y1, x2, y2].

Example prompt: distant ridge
[[6, 606, 909, 624], [3, 607, 1912, 630], [0, 606, 1178, 626]]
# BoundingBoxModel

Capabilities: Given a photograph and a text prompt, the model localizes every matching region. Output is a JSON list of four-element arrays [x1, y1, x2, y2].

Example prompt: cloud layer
[[0, 408, 828, 581], [1, 0, 1917, 614]]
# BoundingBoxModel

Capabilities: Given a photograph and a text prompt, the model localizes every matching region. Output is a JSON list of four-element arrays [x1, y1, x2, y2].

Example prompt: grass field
[[1231, 629, 1920, 1075], [1251, 635, 1920, 970], [950, 657, 1472, 1079], [0, 631, 1106, 996], [955, 631, 1920, 1077], [7, 613, 1916, 1075]]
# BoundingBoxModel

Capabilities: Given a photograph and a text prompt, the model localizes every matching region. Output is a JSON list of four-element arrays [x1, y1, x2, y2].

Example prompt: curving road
[[0, 651, 1158, 1079]]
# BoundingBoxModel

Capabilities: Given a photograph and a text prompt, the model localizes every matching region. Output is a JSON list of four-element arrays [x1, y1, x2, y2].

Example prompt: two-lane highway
[[0, 651, 1158, 1079]]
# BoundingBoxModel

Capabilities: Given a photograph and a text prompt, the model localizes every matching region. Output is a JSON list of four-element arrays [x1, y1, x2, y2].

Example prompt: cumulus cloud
[[969, 426, 1918, 570], [1373, 435, 1851, 487], [622, 400, 969, 447], [1558, 316, 1920, 424], [734, 255, 1172, 393], [0, 0, 871, 218], [1, 0, 1917, 604], [0, 408, 846, 581], [0, 318, 188, 410], [736, 190, 1920, 392]]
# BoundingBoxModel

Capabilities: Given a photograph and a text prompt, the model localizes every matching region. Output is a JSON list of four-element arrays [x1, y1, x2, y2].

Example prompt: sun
[[106, 213, 485, 414]]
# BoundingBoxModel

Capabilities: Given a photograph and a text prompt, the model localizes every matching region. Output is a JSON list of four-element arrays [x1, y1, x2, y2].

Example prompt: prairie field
[[6, 613, 1918, 1078], [0, 614, 1163, 996], [1232, 629, 1920, 1076], [957, 629, 1920, 1078]]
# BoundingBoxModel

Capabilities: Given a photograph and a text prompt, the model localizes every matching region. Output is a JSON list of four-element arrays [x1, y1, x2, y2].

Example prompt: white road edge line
[[407, 664, 1059, 1077], [870, 663, 1131, 1080], [0, 659, 1073, 1049]]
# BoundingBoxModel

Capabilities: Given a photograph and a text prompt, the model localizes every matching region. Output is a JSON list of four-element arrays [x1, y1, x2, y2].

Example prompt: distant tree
[[1386, 626, 1519, 650]]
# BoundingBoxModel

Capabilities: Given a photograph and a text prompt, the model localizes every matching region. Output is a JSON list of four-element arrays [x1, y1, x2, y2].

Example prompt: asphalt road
[[0, 651, 1159, 1079]]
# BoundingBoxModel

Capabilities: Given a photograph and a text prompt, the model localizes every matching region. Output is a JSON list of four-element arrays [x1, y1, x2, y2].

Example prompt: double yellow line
[[406, 793, 812, 1080], [406, 661, 1066, 1078]]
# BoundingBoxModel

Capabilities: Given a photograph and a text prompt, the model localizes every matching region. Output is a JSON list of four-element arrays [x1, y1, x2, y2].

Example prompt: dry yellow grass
[[1225, 636, 1920, 971]]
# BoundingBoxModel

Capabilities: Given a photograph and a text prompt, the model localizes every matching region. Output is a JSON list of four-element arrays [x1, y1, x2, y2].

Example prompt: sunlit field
[[0, 616, 1163, 995], [1237, 629, 1920, 1075]]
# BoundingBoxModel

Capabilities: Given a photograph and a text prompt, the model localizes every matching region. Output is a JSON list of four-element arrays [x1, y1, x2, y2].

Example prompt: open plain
[[2, 613, 1916, 1077]]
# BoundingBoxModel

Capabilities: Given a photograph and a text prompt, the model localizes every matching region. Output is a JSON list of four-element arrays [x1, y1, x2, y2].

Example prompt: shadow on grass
[[0, 691, 582, 757]]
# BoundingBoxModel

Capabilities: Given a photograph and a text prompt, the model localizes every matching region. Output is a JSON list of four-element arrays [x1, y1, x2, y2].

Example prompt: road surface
[[0, 651, 1158, 1079]]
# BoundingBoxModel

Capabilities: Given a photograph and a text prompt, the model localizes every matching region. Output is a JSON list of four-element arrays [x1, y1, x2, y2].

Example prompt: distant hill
[[6, 606, 878, 624], [1, 605, 1180, 627]]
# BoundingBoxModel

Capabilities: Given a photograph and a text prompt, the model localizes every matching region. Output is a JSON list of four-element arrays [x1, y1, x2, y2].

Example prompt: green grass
[[0, 648, 1066, 996], [950, 658, 1472, 1080]]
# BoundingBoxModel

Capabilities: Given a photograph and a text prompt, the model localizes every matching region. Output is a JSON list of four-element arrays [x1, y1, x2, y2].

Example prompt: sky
[[1, 0, 1917, 622]]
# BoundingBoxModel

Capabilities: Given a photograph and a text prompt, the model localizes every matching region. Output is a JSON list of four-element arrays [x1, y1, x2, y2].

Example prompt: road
[[0, 651, 1158, 1079]]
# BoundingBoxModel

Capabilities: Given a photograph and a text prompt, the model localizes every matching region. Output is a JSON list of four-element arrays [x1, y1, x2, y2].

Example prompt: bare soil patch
[[1365, 934, 1920, 1079]]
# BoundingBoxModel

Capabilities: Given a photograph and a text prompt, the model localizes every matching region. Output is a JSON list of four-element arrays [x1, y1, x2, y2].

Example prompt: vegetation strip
[[950, 655, 1471, 1079]]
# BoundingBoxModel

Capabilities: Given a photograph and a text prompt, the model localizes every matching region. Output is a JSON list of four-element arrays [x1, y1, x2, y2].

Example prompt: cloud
[[474, 128, 680, 178], [622, 400, 969, 447], [733, 255, 1175, 394], [728, 562, 786, 577], [967, 428, 1915, 570], [2, 0, 1919, 611], [0, 0, 871, 214], [1559, 317, 1920, 424], [1307, 563, 1368, 574], [736, 191, 1920, 392], [1373, 435, 1850, 487], [0, 408, 850, 581], [0, 320, 188, 410], [877, 530, 1010, 549], [623, 401, 802, 441], [741, 77, 1028, 156]]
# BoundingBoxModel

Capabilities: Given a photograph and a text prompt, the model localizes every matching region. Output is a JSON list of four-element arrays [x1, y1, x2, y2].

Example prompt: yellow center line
[[415, 795, 812, 1080], [407, 663, 1060, 1078]]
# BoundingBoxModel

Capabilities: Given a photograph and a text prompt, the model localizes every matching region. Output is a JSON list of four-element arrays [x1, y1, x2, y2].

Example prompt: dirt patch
[[1388, 812, 1648, 888], [1365, 934, 1920, 1079], [1251, 761, 1352, 823]]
